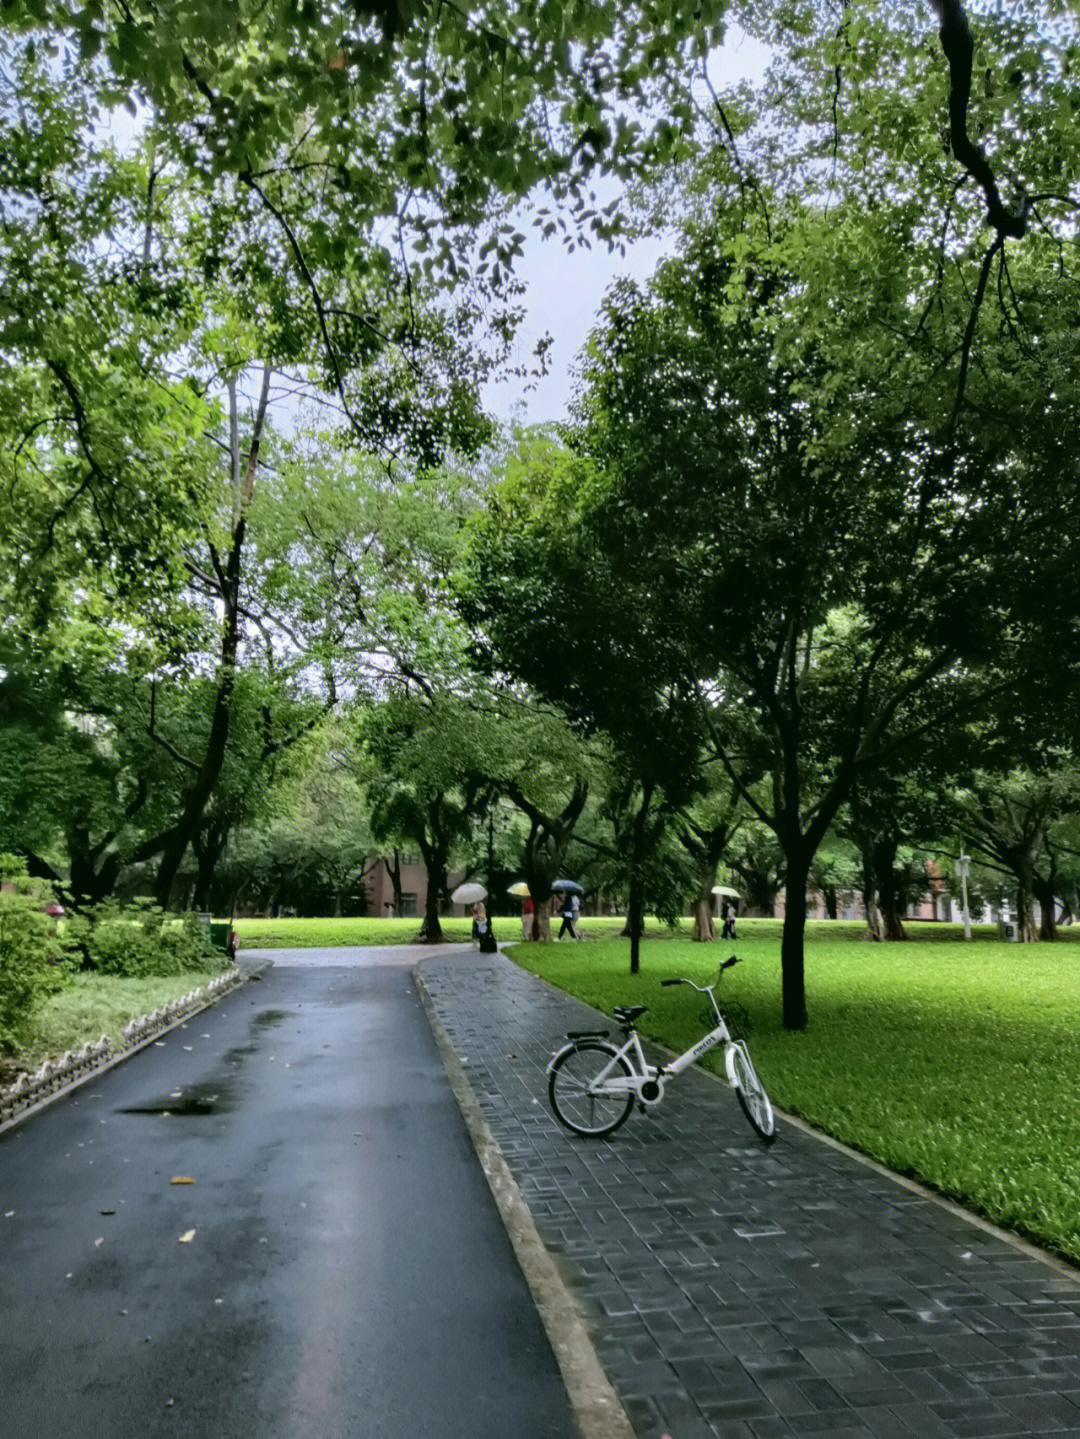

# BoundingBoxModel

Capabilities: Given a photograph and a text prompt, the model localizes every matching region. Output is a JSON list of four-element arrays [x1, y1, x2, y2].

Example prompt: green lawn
[[233, 916, 476, 947], [232, 913, 693, 947], [233, 913, 1080, 949], [510, 929, 1080, 1265]]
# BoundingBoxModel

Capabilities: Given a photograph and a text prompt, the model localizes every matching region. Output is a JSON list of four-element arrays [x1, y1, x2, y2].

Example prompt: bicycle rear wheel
[[549, 1042, 635, 1138], [725, 1042, 776, 1142]]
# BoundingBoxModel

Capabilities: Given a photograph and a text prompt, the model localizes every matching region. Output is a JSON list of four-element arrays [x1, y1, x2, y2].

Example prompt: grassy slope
[[4, 965, 230, 1079], [510, 928, 1080, 1265]]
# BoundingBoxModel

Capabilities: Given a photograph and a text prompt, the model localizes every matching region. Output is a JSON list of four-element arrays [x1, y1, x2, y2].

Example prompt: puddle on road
[[119, 1080, 236, 1117], [119, 1008, 293, 1115], [251, 1009, 289, 1029]]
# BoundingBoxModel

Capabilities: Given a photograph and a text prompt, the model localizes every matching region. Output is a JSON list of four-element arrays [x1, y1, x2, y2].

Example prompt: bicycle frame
[[576, 980, 740, 1102]]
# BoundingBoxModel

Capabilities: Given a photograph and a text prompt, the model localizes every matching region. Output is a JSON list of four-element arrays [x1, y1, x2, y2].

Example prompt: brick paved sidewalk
[[418, 952, 1080, 1439]]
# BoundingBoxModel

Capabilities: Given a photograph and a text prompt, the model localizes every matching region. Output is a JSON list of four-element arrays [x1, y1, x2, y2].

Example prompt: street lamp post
[[957, 854, 972, 941]]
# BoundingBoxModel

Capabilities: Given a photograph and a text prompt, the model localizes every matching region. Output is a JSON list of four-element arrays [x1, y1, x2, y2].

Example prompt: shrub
[[0, 855, 73, 1052], [68, 899, 219, 978]]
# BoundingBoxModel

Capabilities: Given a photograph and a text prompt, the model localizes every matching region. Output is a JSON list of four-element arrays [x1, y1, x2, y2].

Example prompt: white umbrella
[[451, 882, 488, 904], [711, 886, 741, 899]]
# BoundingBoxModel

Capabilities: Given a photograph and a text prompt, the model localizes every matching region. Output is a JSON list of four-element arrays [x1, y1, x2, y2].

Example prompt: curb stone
[[0, 966, 247, 1136], [413, 963, 637, 1439]]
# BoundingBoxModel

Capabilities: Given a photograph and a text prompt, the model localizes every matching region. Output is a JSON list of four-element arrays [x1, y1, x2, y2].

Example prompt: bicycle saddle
[[612, 1004, 647, 1025]]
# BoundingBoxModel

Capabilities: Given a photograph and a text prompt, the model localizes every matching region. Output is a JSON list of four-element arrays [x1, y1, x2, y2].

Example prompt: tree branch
[[929, 0, 1028, 238]]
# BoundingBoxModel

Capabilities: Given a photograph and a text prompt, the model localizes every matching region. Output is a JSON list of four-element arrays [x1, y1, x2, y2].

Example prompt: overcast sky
[[480, 27, 772, 427]]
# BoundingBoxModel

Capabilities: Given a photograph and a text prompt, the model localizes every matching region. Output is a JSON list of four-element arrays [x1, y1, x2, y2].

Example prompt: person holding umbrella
[[471, 899, 487, 948], [552, 879, 583, 941], [556, 892, 576, 941], [507, 882, 533, 940], [451, 882, 489, 948]]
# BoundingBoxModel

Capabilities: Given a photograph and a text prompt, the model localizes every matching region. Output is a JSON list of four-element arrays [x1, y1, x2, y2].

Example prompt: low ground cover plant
[[511, 931, 1080, 1265]]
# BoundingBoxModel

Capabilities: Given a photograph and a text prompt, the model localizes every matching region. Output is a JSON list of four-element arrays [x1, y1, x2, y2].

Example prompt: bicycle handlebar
[[661, 956, 741, 992]]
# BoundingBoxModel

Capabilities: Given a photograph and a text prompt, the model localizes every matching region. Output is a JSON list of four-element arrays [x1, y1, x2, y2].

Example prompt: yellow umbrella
[[507, 882, 531, 898]]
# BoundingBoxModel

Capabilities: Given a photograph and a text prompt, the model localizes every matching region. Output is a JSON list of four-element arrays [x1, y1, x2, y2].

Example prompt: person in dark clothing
[[721, 904, 738, 940], [556, 892, 578, 941]]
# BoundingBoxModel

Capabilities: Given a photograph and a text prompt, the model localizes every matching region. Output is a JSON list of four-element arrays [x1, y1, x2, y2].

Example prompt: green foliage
[[66, 899, 218, 977], [0, 855, 72, 1051], [514, 930, 1080, 1264]]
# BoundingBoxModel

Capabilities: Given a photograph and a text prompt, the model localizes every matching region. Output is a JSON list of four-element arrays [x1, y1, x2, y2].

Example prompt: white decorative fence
[[0, 967, 245, 1127]]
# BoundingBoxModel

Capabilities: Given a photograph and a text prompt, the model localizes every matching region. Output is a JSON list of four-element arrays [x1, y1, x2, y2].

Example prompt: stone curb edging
[[0, 967, 246, 1135], [413, 963, 637, 1439]]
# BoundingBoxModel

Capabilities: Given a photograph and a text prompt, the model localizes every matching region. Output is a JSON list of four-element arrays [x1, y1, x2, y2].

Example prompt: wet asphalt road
[[0, 949, 577, 1439]]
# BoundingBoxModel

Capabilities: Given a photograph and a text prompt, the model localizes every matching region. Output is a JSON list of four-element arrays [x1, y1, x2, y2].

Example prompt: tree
[[677, 779, 743, 941], [465, 136, 1080, 1024], [3, 0, 726, 454], [728, 823, 786, 920], [946, 767, 1080, 943], [361, 690, 488, 942], [808, 838, 859, 921], [459, 436, 709, 970]]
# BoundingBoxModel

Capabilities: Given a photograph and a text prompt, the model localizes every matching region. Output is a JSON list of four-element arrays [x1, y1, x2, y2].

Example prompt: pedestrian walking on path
[[556, 892, 577, 941]]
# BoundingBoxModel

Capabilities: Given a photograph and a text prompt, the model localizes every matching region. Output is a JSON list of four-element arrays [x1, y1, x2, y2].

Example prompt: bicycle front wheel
[[549, 1042, 635, 1138], [725, 1042, 776, 1142]]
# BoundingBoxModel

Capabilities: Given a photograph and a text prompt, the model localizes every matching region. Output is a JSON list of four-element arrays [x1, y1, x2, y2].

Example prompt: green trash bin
[[209, 921, 235, 957]]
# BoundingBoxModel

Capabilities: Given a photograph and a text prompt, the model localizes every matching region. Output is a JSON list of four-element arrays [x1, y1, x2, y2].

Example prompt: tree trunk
[[691, 896, 715, 942], [860, 841, 883, 940], [193, 824, 230, 912], [1016, 858, 1037, 943], [388, 849, 404, 913], [154, 366, 272, 911], [531, 899, 552, 942], [881, 905, 907, 941], [628, 873, 644, 975], [418, 846, 446, 943], [1034, 875, 1058, 941], [781, 853, 810, 1030], [627, 779, 654, 974], [873, 837, 906, 941], [823, 885, 838, 920]]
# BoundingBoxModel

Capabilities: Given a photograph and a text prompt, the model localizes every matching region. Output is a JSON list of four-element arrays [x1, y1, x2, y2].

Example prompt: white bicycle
[[546, 956, 775, 1142]]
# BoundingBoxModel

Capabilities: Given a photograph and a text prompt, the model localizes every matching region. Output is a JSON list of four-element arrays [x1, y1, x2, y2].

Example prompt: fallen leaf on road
[[169, 1177, 196, 1186], [182, 1046, 193, 1052], [94, 1237, 104, 1247], [178, 1229, 196, 1244], [99, 1209, 116, 1215]]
